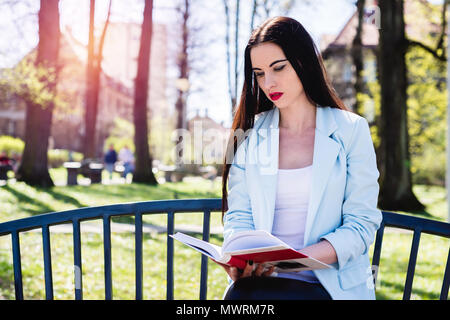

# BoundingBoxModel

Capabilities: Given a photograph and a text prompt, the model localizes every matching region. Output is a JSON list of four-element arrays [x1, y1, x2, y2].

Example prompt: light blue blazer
[[223, 106, 382, 300]]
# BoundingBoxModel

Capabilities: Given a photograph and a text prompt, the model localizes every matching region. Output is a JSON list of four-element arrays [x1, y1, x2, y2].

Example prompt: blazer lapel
[[304, 107, 340, 244], [248, 108, 279, 232]]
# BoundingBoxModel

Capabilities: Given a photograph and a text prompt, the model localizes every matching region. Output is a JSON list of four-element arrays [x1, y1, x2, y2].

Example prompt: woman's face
[[250, 42, 305, 109]]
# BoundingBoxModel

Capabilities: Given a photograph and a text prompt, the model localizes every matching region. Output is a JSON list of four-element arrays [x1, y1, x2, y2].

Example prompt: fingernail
[[249, 260, 253, 266]]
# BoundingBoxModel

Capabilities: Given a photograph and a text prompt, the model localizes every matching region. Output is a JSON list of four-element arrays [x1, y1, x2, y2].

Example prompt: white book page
[[171, 232, 223, 260], [223, 230, 291, 252]]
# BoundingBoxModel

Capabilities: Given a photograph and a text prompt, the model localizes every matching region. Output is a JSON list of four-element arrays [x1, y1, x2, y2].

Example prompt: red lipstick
[[269, 92, 283, 101]]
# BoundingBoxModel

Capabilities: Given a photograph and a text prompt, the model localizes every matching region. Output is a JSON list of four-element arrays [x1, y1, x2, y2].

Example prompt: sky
[[0, 0, 358, 127]]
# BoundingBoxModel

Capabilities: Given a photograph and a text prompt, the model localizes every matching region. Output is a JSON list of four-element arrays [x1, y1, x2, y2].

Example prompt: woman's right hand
[[213, 260, 275, 281]]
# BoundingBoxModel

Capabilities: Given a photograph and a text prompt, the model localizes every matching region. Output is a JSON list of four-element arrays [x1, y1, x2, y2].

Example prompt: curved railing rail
[[0, 199, 449, 300]]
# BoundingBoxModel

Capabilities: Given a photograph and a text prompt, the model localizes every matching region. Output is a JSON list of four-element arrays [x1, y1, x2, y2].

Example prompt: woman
[[218, 16, 382, 300]]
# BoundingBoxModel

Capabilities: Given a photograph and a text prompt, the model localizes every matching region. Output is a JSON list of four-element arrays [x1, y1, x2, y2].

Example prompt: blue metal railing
[[0, 198, 222, 300], [371, 211, 450, 300], [0, 199, 449, 300]]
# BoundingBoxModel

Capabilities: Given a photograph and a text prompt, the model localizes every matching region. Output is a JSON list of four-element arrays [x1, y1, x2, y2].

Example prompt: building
[[320, 0, 379, 116], [187, 109, 228, 166]]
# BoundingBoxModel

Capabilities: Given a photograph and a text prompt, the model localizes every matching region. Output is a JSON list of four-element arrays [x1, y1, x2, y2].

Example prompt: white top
[[118, 148, 135, 163], [272, 165, 319, 283]]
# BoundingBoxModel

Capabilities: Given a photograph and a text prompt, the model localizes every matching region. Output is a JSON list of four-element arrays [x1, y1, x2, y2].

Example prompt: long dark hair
[[221, 16, 347, 219]]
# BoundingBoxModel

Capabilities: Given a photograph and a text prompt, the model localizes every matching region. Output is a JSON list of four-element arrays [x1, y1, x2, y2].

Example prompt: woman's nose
[[264, 74, 276, 91]]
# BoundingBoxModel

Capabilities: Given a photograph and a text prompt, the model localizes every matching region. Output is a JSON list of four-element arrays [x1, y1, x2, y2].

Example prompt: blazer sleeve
[[320, 117, 382, 269], [223, 139, 255, 242]]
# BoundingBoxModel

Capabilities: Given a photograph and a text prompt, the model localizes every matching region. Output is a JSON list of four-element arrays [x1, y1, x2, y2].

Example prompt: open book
[[170, 230, 332, 273]]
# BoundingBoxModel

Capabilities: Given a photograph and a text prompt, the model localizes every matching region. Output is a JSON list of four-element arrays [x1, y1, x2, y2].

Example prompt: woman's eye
[[255, 65, 285, 78]]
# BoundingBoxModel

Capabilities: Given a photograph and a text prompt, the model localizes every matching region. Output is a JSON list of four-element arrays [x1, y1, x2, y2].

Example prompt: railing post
[[73, 219, 83, 300], [199, 210, 211, 300], [403, 228, 422, 300], [371, 221, 385, 291], [103, 215, 113, 300], [167, 211, 175, 300], [440, 248, 450, 300], [135, 212, 143, 300], [42, 225, 54, 300], [11, 231, 23, 300]]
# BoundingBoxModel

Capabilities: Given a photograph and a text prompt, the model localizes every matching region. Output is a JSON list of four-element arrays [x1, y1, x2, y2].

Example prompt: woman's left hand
[[212, 259, 275, 280], [243, 261, 276, 278]]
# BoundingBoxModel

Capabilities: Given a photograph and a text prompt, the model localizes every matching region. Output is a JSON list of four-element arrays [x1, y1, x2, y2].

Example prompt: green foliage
[[0, 135, 24, 156], [357, 34, 447, 186], [150, 114, 177, 165], [406, 42, 447, 186], [0, 58, 66, 110], [104, 117, 135, 153], [47, 149, 83, 168]]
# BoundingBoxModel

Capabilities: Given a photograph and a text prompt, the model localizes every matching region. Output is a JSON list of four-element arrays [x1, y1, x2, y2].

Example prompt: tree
[[83, 0, 112, 159], [16, 0, 60, 187], [132, 0, 157, 184], [174, 0, 190, 132], [377, 0, 448, 211], [351, 0, 366, 115], [377, 0, 424, 211]]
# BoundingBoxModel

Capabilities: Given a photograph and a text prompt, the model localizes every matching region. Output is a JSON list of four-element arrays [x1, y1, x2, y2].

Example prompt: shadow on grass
[[36, 187, 86, 208], [60, 183, 172, 201], [377, 279, 442, 300], [3, 185, 55, 215]]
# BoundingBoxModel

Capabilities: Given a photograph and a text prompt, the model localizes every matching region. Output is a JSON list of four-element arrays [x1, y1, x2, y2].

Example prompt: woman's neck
[[278, 100, 316, 135]]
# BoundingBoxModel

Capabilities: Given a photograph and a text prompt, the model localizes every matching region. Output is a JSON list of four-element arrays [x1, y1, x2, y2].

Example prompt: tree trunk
[[377, 0, 424, 211], [175, 0, 189, 131], [351, 0, 366, 115], [16, 0, 60, 188], [132, 0, 157, 184], [233, 0, 240, 116], [222, 0, 236, 118], [83, 0, 112, 159]]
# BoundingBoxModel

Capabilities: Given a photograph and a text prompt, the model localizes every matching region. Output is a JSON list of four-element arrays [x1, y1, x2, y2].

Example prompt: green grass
[[0, 170, 449, 300]]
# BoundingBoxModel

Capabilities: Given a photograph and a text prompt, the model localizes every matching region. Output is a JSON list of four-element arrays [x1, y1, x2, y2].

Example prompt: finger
[[241, 260, 254, 278], [253, 263, 266, 276], [212, 260, 232, 274], [262, 265, 276, 277], [230, 267, 240, 281]]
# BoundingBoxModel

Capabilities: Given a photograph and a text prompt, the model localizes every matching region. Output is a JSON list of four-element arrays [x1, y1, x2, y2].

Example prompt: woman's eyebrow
[[252, 59, 287, 70]]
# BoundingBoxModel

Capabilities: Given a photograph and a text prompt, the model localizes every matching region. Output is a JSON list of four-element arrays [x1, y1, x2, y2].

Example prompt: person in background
[[104, 144, 118, 180], [0, 151, 11, 166], [118, 145, 135, 180], [0, 151, 13, 181]]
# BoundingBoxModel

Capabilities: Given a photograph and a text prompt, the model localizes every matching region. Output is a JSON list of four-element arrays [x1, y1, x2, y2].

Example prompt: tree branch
[[407, 39, 447, 62], [406, 0, 447, 62]]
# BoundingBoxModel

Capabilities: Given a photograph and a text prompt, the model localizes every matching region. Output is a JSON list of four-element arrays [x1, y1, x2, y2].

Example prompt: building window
[[343, 63, 353, 82]]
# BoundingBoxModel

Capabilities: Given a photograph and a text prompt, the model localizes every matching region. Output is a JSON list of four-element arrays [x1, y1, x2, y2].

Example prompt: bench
[[63, 162, 81, 185], [0, 164, 13, 181], [63, 161, 104, 185], [0, 199, 448, 300]]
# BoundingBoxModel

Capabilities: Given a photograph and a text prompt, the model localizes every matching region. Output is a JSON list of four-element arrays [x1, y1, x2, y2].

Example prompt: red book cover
[[171, 230, 332, 272]]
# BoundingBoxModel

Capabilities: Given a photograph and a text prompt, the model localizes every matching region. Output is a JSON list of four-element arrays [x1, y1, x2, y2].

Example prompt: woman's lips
[[269, 92, 283, 101]]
